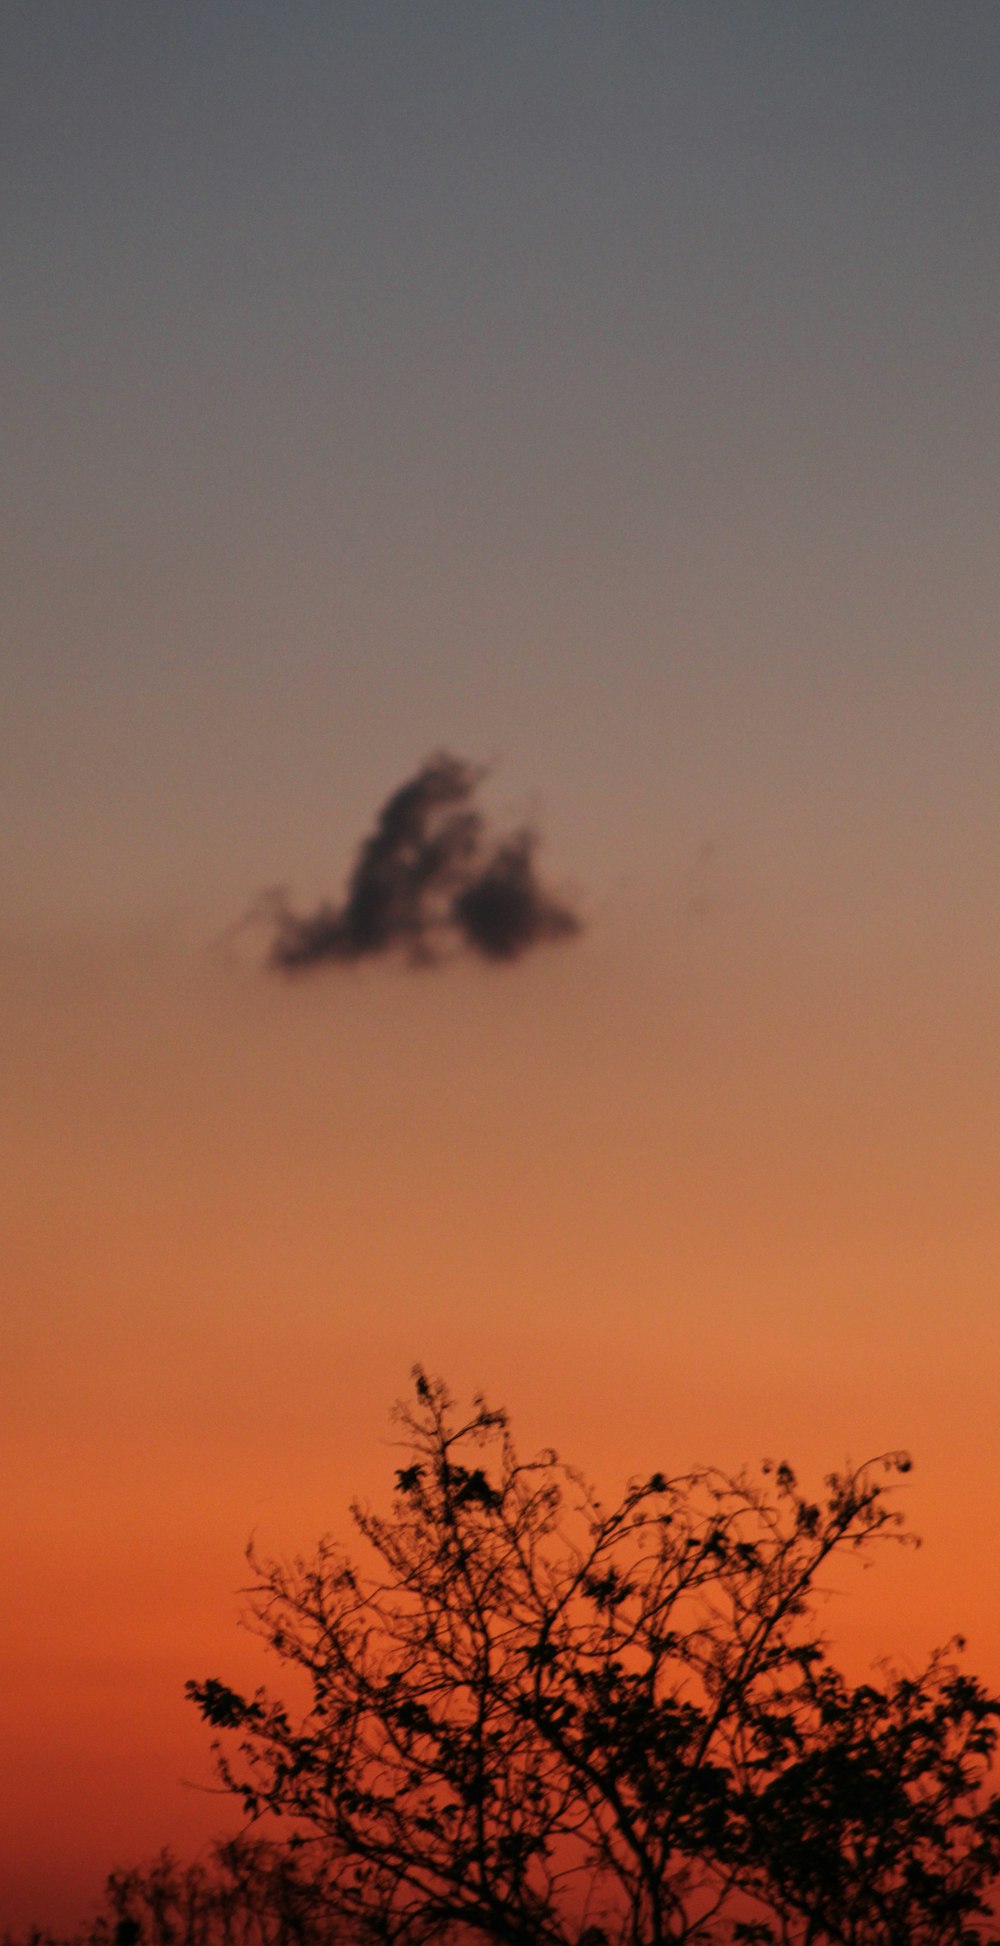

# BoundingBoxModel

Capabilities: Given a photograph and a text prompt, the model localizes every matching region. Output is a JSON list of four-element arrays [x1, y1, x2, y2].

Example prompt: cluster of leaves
[[183, 1371, 1000, 1946]]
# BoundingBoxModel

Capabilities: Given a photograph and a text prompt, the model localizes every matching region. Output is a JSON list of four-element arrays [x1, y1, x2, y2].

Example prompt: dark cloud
[[453, 834, 582, 960], [263, 754, 582, 973]]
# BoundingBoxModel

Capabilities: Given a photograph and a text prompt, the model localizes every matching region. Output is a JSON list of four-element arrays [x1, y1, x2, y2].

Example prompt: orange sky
[[4, 3, 1000, 1928], [4, 908, 998, 1923]]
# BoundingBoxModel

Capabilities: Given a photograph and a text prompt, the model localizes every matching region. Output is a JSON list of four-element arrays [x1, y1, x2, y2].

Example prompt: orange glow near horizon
[[4, 917, 998, 1924]]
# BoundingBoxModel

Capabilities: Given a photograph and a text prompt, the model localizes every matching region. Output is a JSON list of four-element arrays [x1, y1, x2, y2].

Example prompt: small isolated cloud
[[261, 753, 582, 973]]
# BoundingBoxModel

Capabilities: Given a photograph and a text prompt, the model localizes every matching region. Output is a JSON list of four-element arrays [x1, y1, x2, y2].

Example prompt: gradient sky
[[3, 2, 1000, 1927]]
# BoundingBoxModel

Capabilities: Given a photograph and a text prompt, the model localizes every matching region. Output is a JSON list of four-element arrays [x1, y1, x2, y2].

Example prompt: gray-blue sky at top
[[3, 1, 998, 947]]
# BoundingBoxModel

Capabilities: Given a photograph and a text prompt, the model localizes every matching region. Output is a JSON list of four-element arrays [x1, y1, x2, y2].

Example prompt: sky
[[3, 0, 999, 1926]]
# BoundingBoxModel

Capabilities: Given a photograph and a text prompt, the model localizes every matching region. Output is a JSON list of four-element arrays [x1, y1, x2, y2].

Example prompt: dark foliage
[[178, 1372, 1000, 1946], [1, 1840, 345, 1946]]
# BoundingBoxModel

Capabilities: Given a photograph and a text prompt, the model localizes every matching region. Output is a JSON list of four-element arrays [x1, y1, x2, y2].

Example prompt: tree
[[188, 1372, 1000, 1946], [1, 1839, 346, 1946]]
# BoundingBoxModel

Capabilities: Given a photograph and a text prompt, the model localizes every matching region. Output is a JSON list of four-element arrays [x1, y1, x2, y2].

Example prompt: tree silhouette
[[185, 1371, 1000, 1945], [1, 1840, 345, 1946]]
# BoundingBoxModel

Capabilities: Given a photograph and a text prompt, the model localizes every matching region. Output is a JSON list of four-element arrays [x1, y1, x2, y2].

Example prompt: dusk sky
[[3, 3, 999, 1927]]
